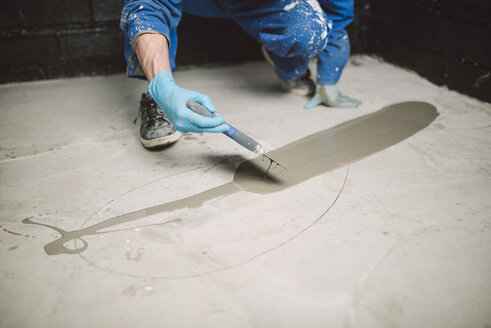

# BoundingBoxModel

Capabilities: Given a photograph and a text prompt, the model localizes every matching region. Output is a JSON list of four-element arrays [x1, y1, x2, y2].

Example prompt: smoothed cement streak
[[23, 101, 438, 255]]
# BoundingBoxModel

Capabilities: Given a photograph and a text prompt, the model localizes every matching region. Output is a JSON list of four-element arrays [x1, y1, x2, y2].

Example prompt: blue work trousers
[[121, 0, 353, 85]]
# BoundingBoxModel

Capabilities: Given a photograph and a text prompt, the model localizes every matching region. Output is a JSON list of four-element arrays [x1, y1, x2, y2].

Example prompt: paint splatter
[[284, 1, 299, 11]]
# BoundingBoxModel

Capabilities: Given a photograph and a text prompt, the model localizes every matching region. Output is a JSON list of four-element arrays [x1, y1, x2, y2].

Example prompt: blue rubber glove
[[148, 71, 229, 133], [305, 84, 362, 109]]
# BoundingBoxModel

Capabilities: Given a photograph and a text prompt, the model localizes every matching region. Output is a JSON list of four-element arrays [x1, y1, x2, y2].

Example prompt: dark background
[[1, 0, 489, 102]]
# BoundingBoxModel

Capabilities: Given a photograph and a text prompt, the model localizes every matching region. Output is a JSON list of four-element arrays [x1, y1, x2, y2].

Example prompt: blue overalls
[[120, 0, 354, 85]]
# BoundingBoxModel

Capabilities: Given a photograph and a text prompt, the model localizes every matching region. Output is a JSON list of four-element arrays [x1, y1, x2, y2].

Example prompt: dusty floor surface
[[1, 56, 490, 328]]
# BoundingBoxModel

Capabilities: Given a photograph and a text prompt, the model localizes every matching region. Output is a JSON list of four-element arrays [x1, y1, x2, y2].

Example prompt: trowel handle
[[186, 100, 264, 154], [186, 99, 216, 118]]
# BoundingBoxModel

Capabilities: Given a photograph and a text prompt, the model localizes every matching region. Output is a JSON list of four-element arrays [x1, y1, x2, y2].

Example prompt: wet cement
[[24, 101, 438, 256]]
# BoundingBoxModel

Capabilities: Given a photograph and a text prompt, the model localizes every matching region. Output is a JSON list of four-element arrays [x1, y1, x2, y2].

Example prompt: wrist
[[134, 33, 171, 81], [148, 70, 176, 100]]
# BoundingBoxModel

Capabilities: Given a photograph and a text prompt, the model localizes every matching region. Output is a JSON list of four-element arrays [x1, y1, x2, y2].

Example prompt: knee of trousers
[[282, 18, 330, 58]]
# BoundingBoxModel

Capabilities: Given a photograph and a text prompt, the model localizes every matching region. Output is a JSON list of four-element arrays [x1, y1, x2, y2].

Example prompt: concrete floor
[[1, 56, 490, 328]]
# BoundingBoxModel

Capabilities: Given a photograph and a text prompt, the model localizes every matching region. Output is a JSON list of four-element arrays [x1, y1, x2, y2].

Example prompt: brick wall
[[371, 0, 491, 102], [174, 14, 263, 67], [0, 0, 126, 83], [1, 0, 488, 102], [349, 0, 373, 54]]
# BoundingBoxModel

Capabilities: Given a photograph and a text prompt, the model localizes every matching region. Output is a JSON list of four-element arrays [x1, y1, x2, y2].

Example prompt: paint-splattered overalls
[[120, 0, 353, 85]]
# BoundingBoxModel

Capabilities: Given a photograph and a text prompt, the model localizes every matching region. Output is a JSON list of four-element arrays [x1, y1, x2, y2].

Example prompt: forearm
[[134, 33, 171, 82]]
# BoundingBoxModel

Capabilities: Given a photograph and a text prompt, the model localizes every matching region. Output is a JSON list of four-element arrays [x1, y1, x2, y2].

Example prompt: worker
[[120, 0, 361, 149]]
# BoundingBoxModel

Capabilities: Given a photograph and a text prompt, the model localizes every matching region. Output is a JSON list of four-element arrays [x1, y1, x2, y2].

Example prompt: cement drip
[[24, 101, 438, 256]]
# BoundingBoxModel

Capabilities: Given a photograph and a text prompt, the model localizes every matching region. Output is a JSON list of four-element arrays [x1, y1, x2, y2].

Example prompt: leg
[[306, 0, 361, 108], [316, 28, 351, 85], [317, 0, 353, 85], [223, 0, 332, 84]]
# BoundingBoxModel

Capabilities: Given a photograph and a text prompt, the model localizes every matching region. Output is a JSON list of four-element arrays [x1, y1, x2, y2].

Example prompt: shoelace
[[133, 97, 165, 124]]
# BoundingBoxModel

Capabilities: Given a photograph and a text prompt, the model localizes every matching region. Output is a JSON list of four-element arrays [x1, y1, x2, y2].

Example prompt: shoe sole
[[260, 45, 314, 97], [140, 131, 182, 149]]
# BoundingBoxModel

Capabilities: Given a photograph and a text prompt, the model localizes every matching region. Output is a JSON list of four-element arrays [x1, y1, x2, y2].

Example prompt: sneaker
[[134, 93, 181, 149], [261, 45, 315, 96]]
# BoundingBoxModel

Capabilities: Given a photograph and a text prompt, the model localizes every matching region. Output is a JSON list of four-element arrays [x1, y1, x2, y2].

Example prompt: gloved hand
[[304, 84, 362, 109], [148, 70, 229, 133]]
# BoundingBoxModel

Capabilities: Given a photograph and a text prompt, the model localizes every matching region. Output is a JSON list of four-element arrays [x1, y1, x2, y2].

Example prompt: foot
[[304, 84, 362, 109], [135, 93, 181, 149], [261, 45, 315, 96]]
